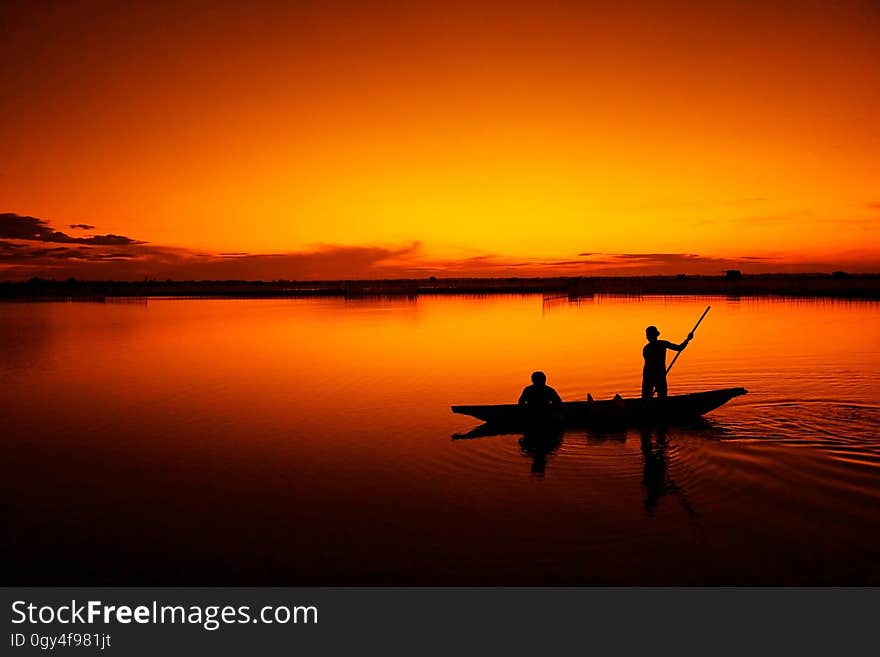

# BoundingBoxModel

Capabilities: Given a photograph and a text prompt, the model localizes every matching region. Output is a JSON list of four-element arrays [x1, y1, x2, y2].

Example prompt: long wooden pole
[[666, 306, 710, 375]]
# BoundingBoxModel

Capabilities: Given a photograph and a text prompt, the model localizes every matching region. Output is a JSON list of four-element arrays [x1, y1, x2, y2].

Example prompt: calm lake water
[[3, 295, 880, 584]]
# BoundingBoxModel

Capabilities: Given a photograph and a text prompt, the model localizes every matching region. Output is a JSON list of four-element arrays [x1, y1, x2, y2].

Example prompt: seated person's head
[[531, 371, 547, 386]]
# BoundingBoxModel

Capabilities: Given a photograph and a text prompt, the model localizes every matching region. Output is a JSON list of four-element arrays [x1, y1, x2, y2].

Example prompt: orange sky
[[1, 0, 878, 279]]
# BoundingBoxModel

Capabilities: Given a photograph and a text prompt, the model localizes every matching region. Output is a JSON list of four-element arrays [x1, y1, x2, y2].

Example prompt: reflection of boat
[[452, 387, 747, 428]]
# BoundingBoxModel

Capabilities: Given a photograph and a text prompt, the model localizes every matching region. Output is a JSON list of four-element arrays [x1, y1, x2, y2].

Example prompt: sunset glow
[[1, 0, 878, 279]]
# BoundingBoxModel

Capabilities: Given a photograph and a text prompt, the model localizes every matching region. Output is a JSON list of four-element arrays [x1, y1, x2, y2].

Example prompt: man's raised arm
[[665, 332, 695, 352]]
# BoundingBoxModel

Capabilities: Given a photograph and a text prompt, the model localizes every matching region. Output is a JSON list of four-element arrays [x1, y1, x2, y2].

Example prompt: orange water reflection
[[2, 295, 879, 584]]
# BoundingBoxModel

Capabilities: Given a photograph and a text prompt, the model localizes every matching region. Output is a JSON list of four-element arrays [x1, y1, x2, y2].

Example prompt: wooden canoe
[[452, 387, 747, 428]]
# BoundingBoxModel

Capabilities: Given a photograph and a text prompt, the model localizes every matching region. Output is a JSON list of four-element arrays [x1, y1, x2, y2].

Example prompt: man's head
[[531, 371, 547, 386], [646, 325, 660, 341]]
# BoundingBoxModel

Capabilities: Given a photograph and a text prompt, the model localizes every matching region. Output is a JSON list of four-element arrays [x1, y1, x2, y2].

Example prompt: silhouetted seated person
[[518, 371, 562, 423], [642, 325, 693, 399]]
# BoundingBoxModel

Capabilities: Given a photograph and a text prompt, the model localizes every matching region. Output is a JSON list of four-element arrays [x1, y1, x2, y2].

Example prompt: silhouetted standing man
[[642, 325, 693, 399]]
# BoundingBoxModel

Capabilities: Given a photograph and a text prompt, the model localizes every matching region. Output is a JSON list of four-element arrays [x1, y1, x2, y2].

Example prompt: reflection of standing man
[[640, 428, 669, 515], [641, 325, 693, 399], [639, 427, 701, 523]]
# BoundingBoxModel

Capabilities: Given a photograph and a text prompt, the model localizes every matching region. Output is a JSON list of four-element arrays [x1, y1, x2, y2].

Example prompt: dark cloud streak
[[0, 213, 143, 245], [2, 213, 877, 280]]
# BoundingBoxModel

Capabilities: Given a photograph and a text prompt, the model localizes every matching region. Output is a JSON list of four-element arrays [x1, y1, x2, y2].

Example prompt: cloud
[[69, 223, 95, 230], [180, 242, 423, 280], [591, 252, 772, 264], [639, 197, 771, 211], [573, 252, 773, 268], [0, 241, 140, 262], [398, 250, 879, 277], [0, 217, 423, 279], [1, 212, 878, 280], [734, 211, 810, 225], [0, 213, 143, 245]]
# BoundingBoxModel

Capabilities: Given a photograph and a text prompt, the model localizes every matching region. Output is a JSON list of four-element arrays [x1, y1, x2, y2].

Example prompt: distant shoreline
[[2, 273, 879, 301]]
